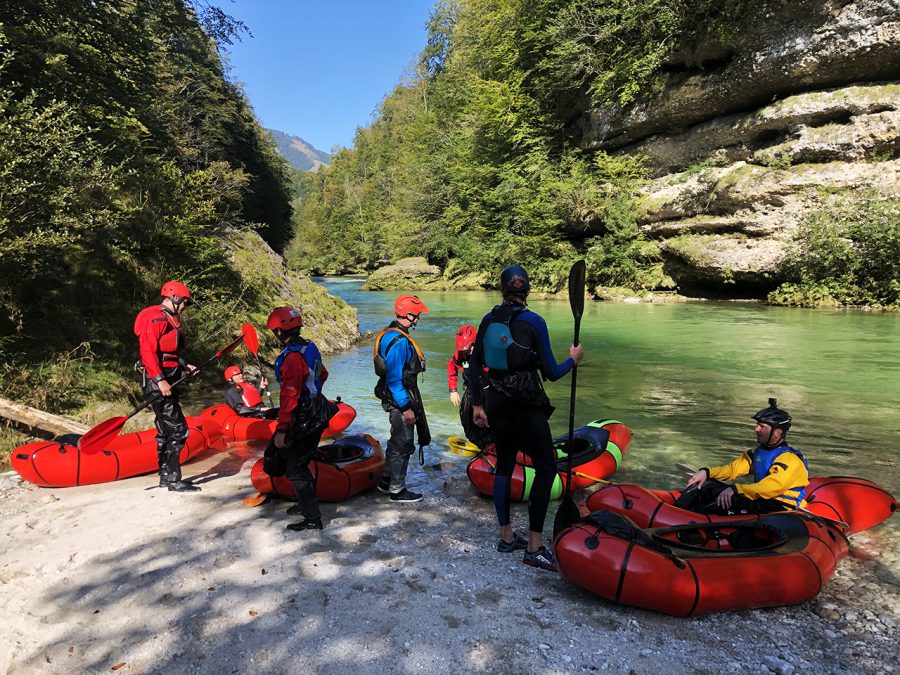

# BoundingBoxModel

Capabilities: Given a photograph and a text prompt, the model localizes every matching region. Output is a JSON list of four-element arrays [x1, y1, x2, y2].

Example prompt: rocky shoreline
[[0, 448, 896, 673]]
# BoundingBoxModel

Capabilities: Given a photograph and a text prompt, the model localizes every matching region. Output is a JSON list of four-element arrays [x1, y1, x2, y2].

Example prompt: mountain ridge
[[267, 128, 330, 171]]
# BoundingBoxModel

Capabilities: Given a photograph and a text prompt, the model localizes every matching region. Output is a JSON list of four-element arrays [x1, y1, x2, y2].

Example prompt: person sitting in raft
[[681, 398, 809, 516], [447, 324, 492, 449], [223, 365, 278, 419]]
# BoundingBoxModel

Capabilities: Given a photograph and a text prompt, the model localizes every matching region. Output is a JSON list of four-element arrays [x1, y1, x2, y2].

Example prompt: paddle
[[553, 259, 586, 539], [241, 323, 275, 407], [78, 333, 247, 455]]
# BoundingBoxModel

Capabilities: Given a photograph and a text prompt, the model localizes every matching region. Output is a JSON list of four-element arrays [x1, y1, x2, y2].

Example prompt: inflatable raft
[[10, 417, 225, 488], [466, 420, 630, 501], [200, 400, 357, 443], [554, 510, 849, 616], [249, 433, 385, 502], [586, 476, 896, 535]]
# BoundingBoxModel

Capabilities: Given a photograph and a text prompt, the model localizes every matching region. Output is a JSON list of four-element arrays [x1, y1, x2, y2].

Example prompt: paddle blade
[[242, 323, 259, 357], [78, 416, 128, 455], [214, 333, 246, 359], [568, 260, 586, 322], [242, 493, 268, 508], [553, 493, 581, 540]]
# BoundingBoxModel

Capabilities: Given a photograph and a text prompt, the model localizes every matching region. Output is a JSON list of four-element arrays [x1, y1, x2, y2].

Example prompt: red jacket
[[276, 351, 329, 433], [134, 305, 184, 380], [447, 354, 465, 391]]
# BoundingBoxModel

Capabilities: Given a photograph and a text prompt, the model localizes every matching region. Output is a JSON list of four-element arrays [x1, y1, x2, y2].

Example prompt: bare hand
[[716, 487, 735, 510], [449, 391, 461, 408], [402, 409, 416, 426], [570, 344, 584, 364], [260, 376, 268, 389], [686, 469, 708, 489], [157, 380, 172, 397], [472, 405, 489, 428], [273, 431, 286, 449]]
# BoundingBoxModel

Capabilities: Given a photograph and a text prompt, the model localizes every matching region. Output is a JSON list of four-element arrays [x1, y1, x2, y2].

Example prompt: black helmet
[[500, 265, 530, 294], [752, 398, 792, 431]]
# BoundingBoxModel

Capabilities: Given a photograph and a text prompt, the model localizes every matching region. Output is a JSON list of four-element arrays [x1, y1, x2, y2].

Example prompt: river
[[311, 277, 899, 498]]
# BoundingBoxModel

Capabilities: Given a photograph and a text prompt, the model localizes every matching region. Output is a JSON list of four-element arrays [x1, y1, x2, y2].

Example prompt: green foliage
[[0, 0, 293, 414], [292, 0, 769, 291], [770, 192, 900, 308]]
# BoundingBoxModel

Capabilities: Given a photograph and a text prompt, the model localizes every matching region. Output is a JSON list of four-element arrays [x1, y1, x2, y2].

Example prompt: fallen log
[[0, 397, 90, 437]]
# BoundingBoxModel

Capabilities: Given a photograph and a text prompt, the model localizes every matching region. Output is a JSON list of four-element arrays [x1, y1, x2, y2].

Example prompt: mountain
[[267, 129, 330, 171]]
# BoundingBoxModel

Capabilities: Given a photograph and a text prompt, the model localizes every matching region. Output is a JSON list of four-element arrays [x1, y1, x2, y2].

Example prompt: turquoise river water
[[310, 277, 899, 499]]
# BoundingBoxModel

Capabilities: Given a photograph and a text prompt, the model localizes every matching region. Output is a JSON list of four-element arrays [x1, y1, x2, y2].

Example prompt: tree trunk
[[0, 397, 90, 436]]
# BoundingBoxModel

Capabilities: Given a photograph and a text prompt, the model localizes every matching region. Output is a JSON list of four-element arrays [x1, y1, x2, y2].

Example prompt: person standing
[[267, 306, 330, 531], [470, 265, 583, 571], [373, 295, 430, 503], [447, 324, 491, 448], [134, 280, 199, 492]]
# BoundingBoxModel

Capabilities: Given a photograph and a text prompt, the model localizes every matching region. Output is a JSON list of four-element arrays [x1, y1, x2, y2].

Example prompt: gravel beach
[[0, 444, 896, 674]]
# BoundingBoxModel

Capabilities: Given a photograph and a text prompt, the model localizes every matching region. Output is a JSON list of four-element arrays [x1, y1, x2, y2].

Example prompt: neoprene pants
[[485, 388, 556, 532], [144, 375, 189, 482], [383, 407, 415, 493], [284, 431, 323, 520]]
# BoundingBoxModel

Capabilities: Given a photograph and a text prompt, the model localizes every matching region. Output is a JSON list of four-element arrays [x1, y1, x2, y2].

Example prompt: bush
[[771, 192, 900, 308]]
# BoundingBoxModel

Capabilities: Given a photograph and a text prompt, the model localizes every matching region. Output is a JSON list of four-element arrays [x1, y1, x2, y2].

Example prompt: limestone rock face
[[579, 0, 900, 294], [222, 230, 358, 353], [363, 257, 445, 291]]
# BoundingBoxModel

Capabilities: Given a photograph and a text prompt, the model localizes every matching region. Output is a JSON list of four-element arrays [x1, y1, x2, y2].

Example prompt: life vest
[[238, 381, 263, 408], [274, 339, 325, 398], [750, 444, 809, 508], [482, 304, 527, 370], [133, 305, 184, 369], [373, 325, 426, 383]]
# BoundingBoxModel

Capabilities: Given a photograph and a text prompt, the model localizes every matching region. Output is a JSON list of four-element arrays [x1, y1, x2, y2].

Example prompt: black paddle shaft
[[128, 334, 245, 421], [554, 260, 586, 539]]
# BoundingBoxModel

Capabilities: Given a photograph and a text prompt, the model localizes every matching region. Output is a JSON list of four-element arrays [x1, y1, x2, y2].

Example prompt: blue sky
[[221, 0, 437, 153]]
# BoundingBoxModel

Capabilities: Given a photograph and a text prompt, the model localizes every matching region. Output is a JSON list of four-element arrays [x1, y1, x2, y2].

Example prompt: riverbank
[[0, 447, 896, 673]]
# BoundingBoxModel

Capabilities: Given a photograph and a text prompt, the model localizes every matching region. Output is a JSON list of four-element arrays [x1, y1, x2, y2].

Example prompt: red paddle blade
[[241, 323, 259, 357], [78, 416, 128, 455], [215, 333, 246, 358]]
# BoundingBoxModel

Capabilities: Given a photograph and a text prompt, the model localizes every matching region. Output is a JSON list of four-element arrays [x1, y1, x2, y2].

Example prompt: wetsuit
[[374, 322, 429, 493], [447, 351, 492, 448], [469, 301, 575, 533], [224, 382, 278, 419], [134, 304, 189, 485], [679, 444, 810, 515], [272, 337, 329, 522]]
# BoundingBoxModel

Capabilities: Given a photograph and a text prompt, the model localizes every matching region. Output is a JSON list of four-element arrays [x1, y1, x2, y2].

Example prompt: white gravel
[[0, 447, 896, 674]]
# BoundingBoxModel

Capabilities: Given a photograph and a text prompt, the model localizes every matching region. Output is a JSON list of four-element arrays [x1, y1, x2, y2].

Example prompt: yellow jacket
[[707, 448, 809, 508]]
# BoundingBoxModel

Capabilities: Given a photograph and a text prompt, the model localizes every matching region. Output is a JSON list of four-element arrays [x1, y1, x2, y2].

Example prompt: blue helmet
[[500, 265, 530, 294]]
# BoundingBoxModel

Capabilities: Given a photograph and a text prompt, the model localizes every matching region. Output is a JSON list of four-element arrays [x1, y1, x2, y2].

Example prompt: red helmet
[[224, 365, 242, 381], [394, 295, 429, 318], [267, 306, 303, 331], [455, 324, 476, 352], [160, 280, 191, 304]]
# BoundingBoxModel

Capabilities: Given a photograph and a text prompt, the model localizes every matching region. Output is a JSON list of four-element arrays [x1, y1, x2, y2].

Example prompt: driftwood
[[0, 396, 90, 437]]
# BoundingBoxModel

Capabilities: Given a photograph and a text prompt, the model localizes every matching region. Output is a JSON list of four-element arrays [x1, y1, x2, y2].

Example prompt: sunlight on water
[[312, 277, 900, 500]]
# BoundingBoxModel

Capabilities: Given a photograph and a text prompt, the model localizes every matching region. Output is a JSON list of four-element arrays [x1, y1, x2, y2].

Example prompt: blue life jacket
[[750, 443, 809, 507], [483, 304, 527, 370], [274, 339, 324, 398]]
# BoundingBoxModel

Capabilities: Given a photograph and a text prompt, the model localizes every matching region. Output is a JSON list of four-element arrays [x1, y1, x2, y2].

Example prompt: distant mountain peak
[[267, 129, 330, 171]]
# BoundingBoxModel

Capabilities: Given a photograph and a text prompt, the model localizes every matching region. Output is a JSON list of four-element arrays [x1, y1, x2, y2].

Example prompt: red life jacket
[[238, 381, 263, 408], [134, 305, 184, 378]]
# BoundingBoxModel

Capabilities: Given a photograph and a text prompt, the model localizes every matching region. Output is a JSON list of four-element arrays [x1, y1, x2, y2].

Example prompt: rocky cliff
[[580, 0, 900, 296]]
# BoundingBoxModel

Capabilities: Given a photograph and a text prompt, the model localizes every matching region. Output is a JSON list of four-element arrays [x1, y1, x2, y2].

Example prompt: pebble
[[762, 655, 794, 675]]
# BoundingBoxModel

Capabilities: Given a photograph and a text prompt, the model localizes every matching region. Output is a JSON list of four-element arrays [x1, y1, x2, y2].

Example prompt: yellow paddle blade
[[448, 437, 480, 457], [242, 493, 268, 508]]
